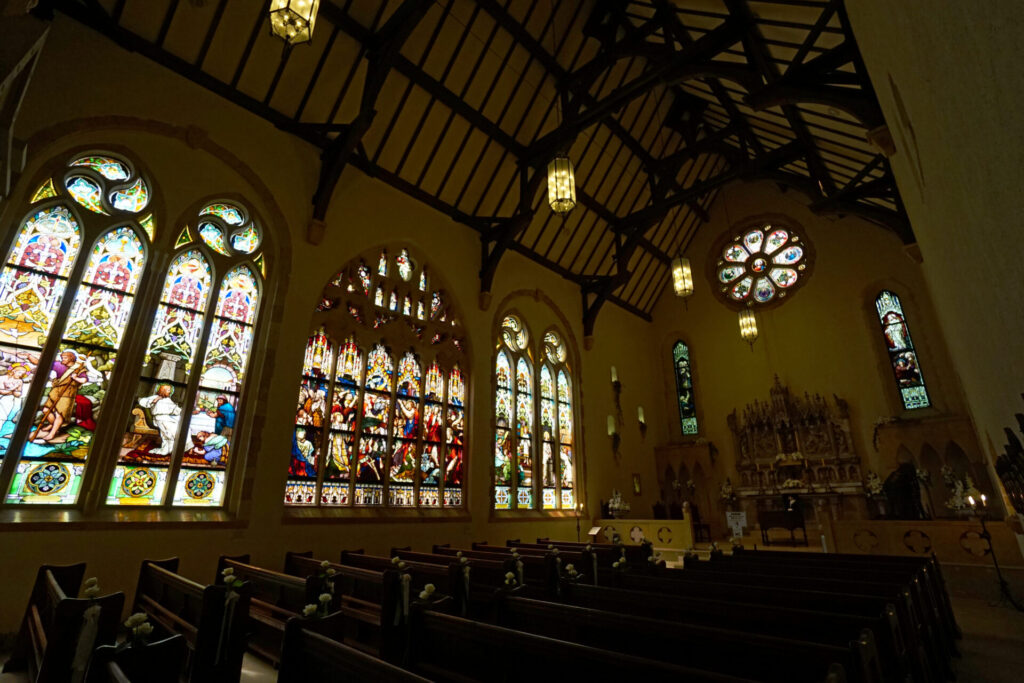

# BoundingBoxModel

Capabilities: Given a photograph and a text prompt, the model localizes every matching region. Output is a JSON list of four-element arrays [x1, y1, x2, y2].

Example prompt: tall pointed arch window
[[672, 341, 698, 435], [284, 247, 467, 510], [493, 317, 579, 512], [0, 153, 152, 504], [875, 290, 930, 410], [109, 201, 265, 508]]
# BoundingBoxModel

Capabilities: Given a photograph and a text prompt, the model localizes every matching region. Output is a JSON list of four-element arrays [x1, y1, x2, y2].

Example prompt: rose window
[[714, 221, 811, 305]]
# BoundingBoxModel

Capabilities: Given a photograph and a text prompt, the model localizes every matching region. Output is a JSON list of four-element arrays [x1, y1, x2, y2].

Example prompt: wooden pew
[[282, 551, 403, 661], [87, 634, 187, 683], [279, 612, 430, 683], [406, 606, 770, 682], [727, 549, 960, 646], [339, 550, 463, 615], [456, 544, 564, 594], [493, 593, 876, 683], [3, 564, 124, 683], [684, 557, 946, 679], [133, 558, 249, 683], [555, 581, 911, 683], [601, 569, 936, 683], [215, 555, 316, 665], [391, 548, 511, 616], [533, 537, 650, 563]]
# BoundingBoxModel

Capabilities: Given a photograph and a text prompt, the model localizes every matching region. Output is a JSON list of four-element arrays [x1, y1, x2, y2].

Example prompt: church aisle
[[952, 597, 1024, 683]]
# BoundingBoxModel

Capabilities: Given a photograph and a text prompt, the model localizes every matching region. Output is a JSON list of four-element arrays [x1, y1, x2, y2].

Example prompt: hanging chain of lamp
[[547, 4, 576, 215], [269, 0, 321, 47]]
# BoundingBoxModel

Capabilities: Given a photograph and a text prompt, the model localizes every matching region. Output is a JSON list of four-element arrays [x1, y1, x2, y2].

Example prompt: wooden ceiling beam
[[308, 0, 430, 236]]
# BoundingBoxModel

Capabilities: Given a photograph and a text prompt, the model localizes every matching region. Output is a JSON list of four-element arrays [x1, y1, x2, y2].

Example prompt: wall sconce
[[607, 414, 620, 460], [738, 307, 758, 349], [610, 366, 622, 423], [637, 405, 647, 440]]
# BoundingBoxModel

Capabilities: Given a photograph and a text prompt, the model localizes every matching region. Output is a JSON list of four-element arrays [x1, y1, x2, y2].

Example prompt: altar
[[595, 518, 695, 551]]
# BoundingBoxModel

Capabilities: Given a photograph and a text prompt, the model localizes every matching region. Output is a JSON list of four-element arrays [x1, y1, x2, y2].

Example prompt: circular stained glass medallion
[[711, 217, 813, 308], [26, 462, 71, 496], [121, 467, 157, 498], [184, 470, 217, 499]]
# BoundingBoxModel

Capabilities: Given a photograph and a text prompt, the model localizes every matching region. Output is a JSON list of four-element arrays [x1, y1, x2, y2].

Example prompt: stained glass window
[[108, 201, 264, 508], [672, 341, 698, 436], [875, 291, 930, 410], [0, 151, 268, 509], [283, 246, 467, 509], [7, 225, 146, 505], [0, 205, 82, 465], [714, 221, 811, 306], [493, 318, 578, 512]]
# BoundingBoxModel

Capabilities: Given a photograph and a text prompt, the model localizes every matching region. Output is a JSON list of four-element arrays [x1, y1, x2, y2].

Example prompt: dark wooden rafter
[[44, 0, 913, 330], [307, 0, 429, 233]]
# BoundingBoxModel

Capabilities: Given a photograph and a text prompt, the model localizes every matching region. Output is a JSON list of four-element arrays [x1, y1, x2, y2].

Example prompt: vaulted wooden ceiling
[[40, 0, 906, 334]]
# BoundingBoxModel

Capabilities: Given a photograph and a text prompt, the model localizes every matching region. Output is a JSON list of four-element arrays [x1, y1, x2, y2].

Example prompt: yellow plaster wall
[[644, 181, 969, 525], [845, 2, 1024, 481], [0, 15, 661, 630]]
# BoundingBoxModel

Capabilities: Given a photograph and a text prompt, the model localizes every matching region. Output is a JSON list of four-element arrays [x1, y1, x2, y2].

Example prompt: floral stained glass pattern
[[715, 223, 810, 306], [199, 222, 230, 256], [66, 176, 108, 215], [70, 156, 130, 181], [110, 178, 150, 213], [672, 341, 698, 436], [876, 291, 930, 410], [7, 226, 147, 505], [31, 179, 58, 203]]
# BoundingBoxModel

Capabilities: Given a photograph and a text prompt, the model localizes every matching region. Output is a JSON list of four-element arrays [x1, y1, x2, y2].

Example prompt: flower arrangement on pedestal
[[608, 489, 630, 518], [942, 467, 982, 512], [774, 452, 804, 464], [864, 471, 884, 498], [781, 478, 803, 489], [719, 478, 737, 506]]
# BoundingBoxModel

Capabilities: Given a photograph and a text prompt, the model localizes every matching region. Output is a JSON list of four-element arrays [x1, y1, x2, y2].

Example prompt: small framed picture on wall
[[632, 473, 641, 496]]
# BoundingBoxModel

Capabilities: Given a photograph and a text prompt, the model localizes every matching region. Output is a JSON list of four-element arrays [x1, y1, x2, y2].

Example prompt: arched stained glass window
[[109, 200, 266, 508], [875, 290, 930, 410], [672, 341, 698, 436], [493, 318, 578, 512], [283, 246, 467, 509], [2, 152, 153, 505], [0, 153, 268, 509]]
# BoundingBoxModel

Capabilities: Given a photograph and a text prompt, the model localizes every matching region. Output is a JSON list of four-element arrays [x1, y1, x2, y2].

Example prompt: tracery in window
[[713, 217, 812, 307], [875, 290, 930, 410], [284, 246, 467, 510], [672, 341, 698, 436], [2, 152, 151, 505], [493, 316, 578, 512], [109, 200, 265, 508]]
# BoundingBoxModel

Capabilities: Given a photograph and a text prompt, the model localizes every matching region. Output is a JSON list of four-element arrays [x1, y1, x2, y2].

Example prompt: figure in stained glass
[[289, 427, 317, 477], [135, 384, 182, 456]]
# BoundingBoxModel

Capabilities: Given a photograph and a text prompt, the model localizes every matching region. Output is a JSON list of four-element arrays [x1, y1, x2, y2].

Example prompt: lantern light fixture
[[547, 154, 576, 215], [269, 0, 321, 47], [738, 307, 758, 348], [671, 256, 694, 298]]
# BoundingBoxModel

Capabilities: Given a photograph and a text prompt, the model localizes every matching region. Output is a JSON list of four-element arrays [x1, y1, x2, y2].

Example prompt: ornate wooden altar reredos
[[729, 378, 866, 526]]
